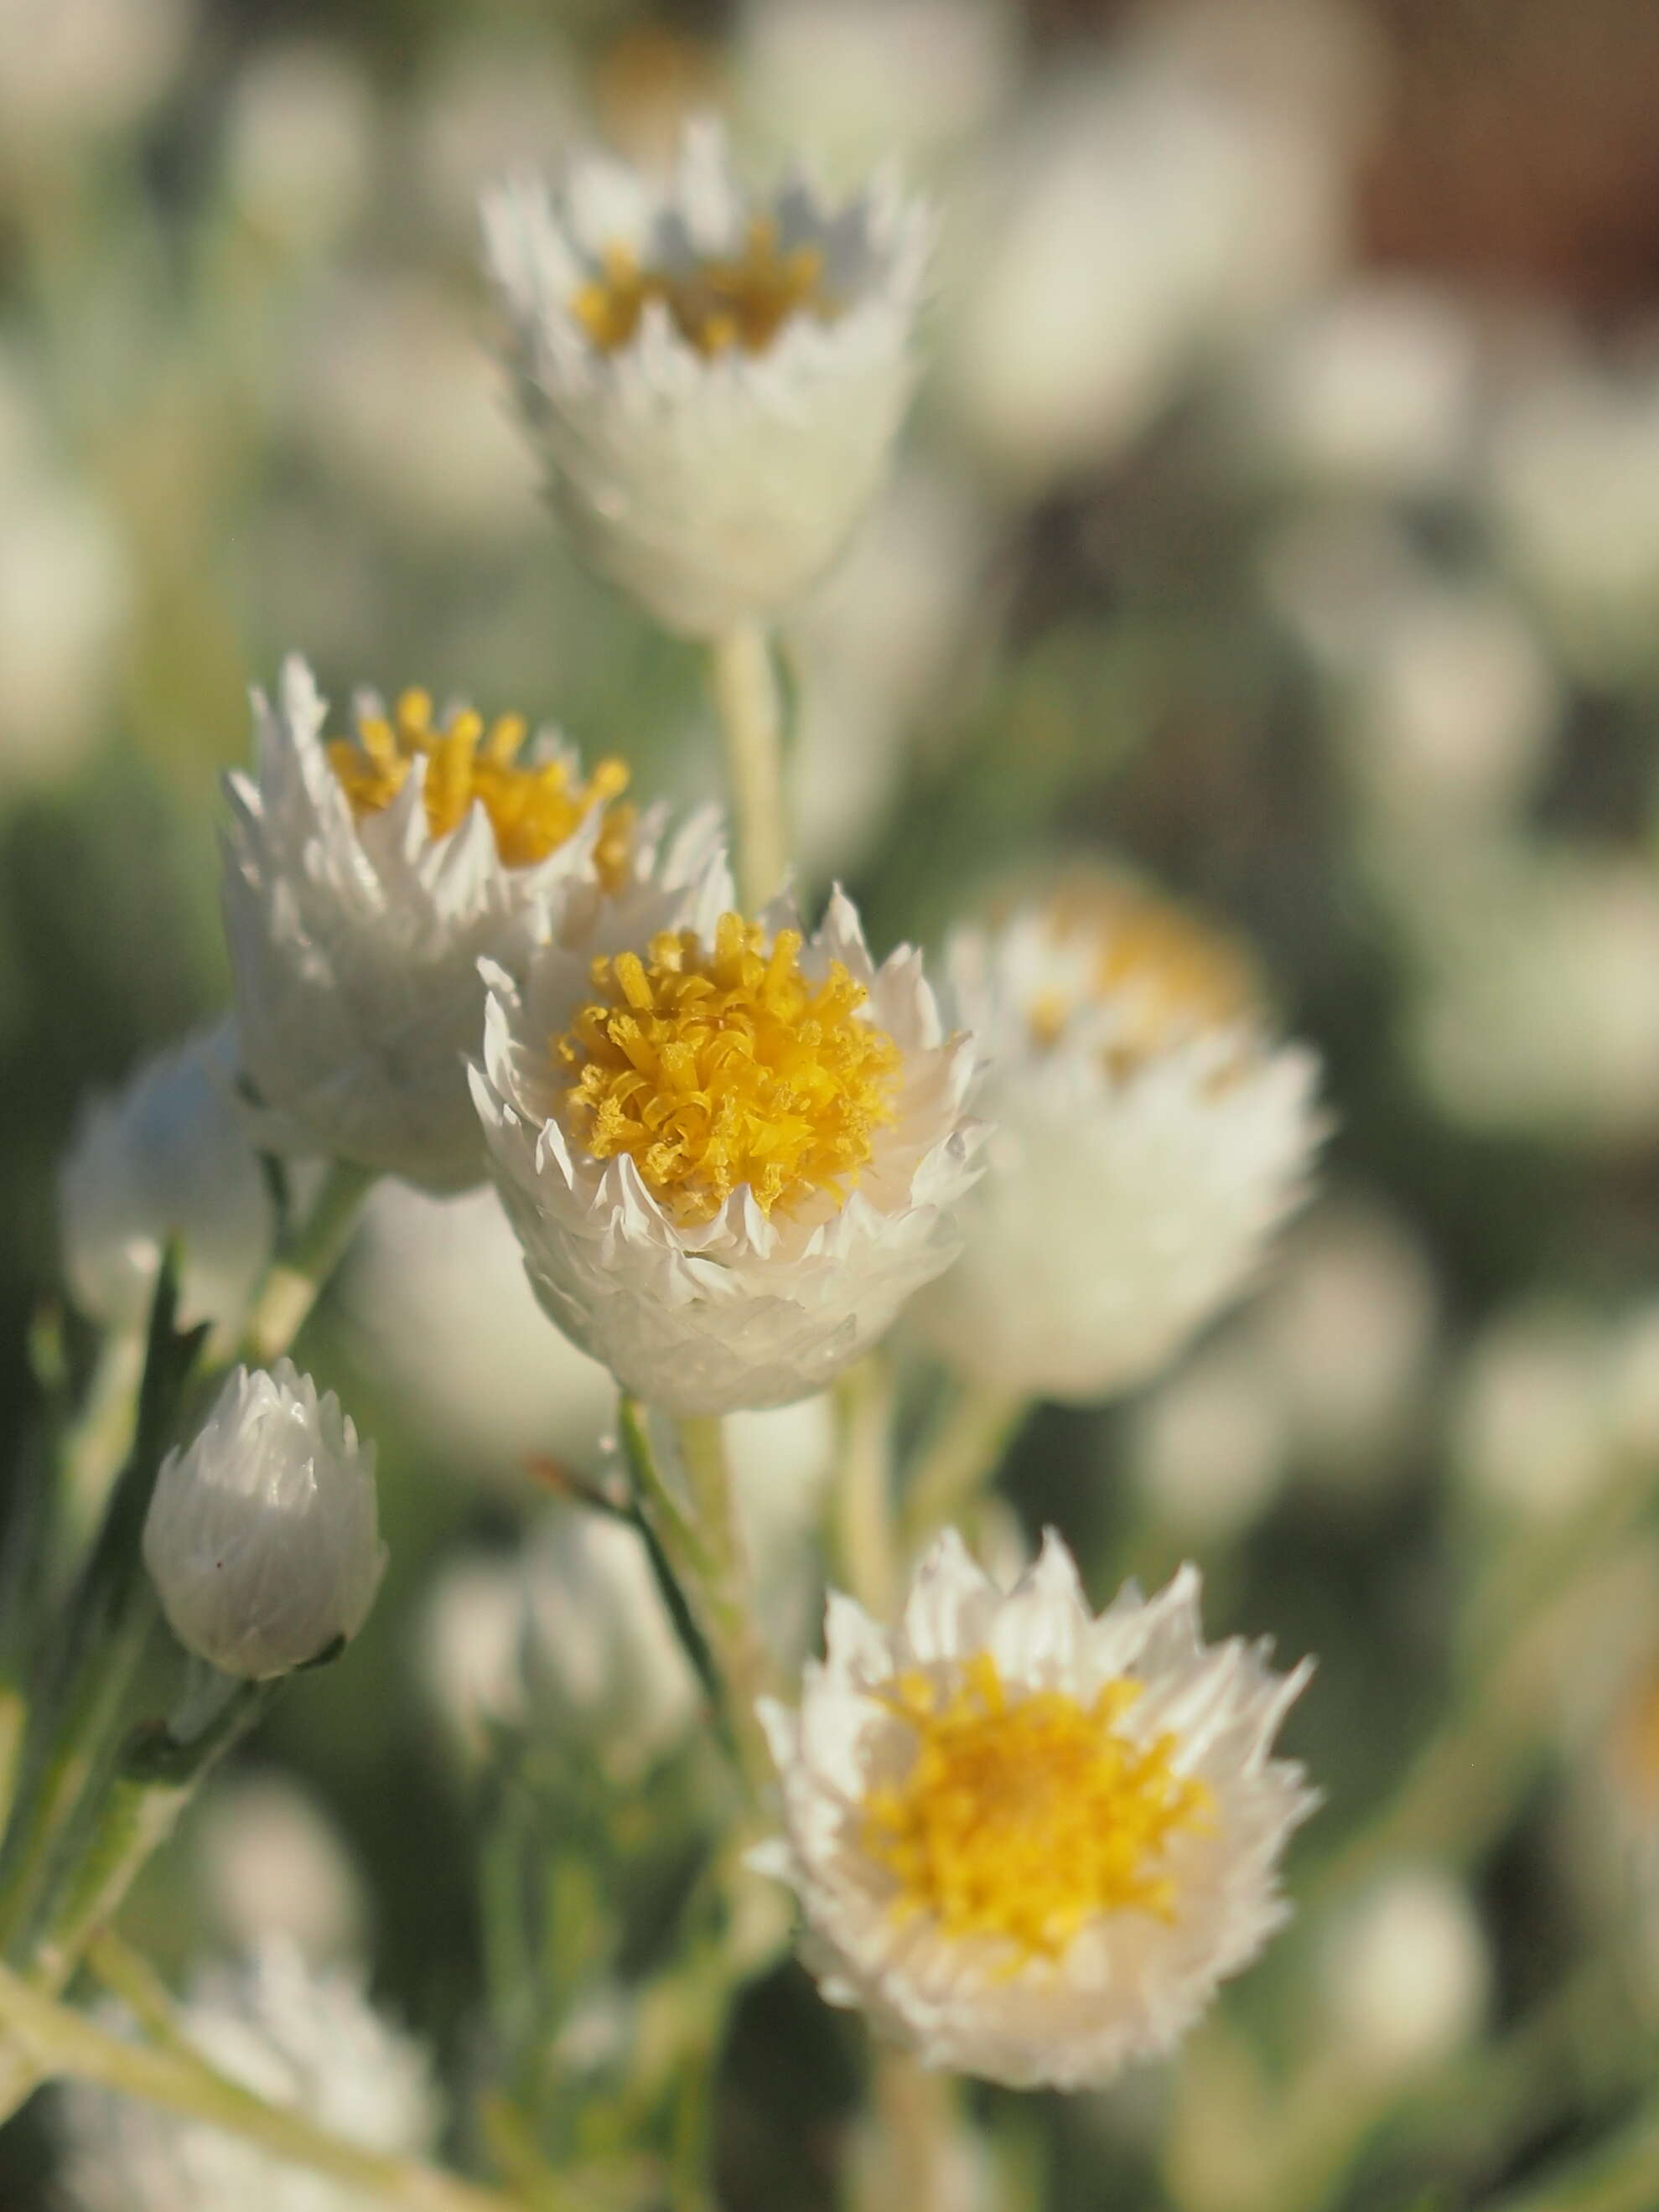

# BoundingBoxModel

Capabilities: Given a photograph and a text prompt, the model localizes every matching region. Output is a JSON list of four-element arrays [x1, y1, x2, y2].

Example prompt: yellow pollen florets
[[1029, 874, 1260, 1070], [572, 217, 838, 358], [557, 912, 901, 1224], [862, 1652, 1212, 1964], [328, 688, 632, 880]]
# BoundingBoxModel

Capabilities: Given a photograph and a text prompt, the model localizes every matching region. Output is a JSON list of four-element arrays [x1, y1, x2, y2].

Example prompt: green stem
[[671, 1414, 780, 1804], [0, 1685, 24, 1840], [618, 1401, 778, 1807], [902, 1382, 1028, 1542], [708, 624, 788, 913], [0, 1960, 529, 2212], [242, 1159, 376, 1367], [853, 2048, 964, 2212], [832, 1356, 899, 1619]]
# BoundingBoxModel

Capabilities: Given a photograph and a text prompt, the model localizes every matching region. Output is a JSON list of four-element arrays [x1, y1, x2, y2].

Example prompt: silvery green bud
[[143, 1361, 385, 1680]]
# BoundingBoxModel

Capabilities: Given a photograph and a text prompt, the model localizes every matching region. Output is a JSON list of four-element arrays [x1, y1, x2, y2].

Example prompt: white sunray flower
[[222, 654, 636, 1190], [481, 117, 932, 637], [57, 1940, 436, 2212], [143, 1360, 385, 1681], [912, 868, 1324, 1406], [469, 836, 982, 1414], [754, 1529, 1316, 2090]]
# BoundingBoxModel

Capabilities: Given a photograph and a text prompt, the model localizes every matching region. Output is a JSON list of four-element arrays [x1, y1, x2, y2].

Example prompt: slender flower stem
[[0, 1961, 529, 2212], [902, 1381, 1029, 1543], [59, 1329, 146, 1561], [617, 1401, 779, 1805], [670, 1414, 780, 1804], [853, 2049, 964, 2212], [832, 1355, 899, 1618], [0, 1686, 24, 1841], [708, 624, 788, 913], [242, 1158, 377, 1366]]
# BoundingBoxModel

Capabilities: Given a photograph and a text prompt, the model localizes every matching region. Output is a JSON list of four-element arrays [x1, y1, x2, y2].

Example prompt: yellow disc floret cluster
[[863, 1652, 1212, 1964], [329, 689, 632, 879], [1029, 873, 1260, 1070], [557, 913, 902, 1225], [573, 217, 838, 358]]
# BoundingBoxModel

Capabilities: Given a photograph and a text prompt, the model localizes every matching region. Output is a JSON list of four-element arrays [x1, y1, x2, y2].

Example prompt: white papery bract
[[754, 1531, 1315, 2090], [58, 1942, 435, 2212], [912, 885, 1322, 1405], [58, 1020, 276, 1349], [469, 842, 982, 1414], [482, 118, 931, 636], [143, 1360, 385, 1680], [222, 655, 626, 1191]]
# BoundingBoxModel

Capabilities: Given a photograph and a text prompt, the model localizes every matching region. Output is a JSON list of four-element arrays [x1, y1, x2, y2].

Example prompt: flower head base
[[470, 842, 982, 1412], [328, 686, 632, 878], [755, 1531, 1316, 2089], [573, 216, 839, 358], [863, 1652, 1211, 1964], [484, 120, 931, 635], [558, 912, 901, 1224]]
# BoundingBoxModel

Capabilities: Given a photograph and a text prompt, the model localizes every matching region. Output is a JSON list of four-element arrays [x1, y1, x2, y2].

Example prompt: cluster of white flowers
[[45, 110, 1332, 2131]]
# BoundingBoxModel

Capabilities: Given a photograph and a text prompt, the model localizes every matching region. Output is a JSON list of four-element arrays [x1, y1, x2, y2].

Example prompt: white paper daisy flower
[[754, 1529, 1316, 2090], [222, 653, 634, 1191], [482, 117, 931, 637], [469, 837, 982, 1413], [912, 868, 1324, 1405]]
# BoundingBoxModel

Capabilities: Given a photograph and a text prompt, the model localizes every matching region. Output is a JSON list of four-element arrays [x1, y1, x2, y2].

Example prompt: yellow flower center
[[557, 912, 902, 1225], [572, 216, 838, 357], [328, 688, 632, 881], [862, 1652, 1212, 1965], [1029, 874, 1259, 1070]]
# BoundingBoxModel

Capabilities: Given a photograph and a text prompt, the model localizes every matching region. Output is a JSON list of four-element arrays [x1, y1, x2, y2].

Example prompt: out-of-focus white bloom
[[144, 1360, 385, 1680], [58, 1942, 435, 2212], [417, 1552, 528, 1759], [194, 1774, 366, 1961], [1228, 282, 1480, 500], [734, 0, 1017, 183], [913, 870, 1322, 1406], [0, 0, 189, 161], [483, 120, 931, 636], [0, 459, 129, 789], [59, 1022, 276, 1350], [1402, 845, 1659, 1147], [787, 464, 993, 878], [940, 31, 1352, 488], [754, 1531, 1315, 2088], [471, 838, 982, 1413], [288, 277, 542, 550], [225, 44, 376, 257], [342, 1182, 617, 1487], [522, 1505, 701, 1768], [1449, 1298, 1659, 1523], [1266, 517, 1558, 840], [224, 655, 632, 1190], [1252, 1195, 1439, 1483], [417, 1506, 698, 1776], [1449, 1303, 1620, 1523], [1484, 342, 1659, 684], [1318, 1868, 1489, 2079], [1129, 1340, 1292, 1542]]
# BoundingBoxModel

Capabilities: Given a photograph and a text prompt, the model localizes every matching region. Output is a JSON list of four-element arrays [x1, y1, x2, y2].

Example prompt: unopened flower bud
[[143, 1361, 385, 1680]]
